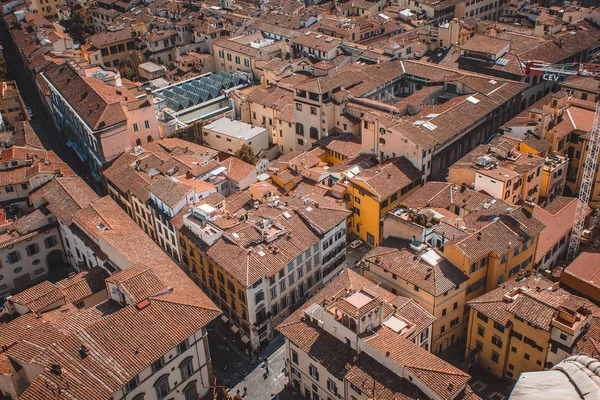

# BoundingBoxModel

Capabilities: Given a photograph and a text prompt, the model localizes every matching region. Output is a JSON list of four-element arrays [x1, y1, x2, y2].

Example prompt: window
[[133, 123, 139, 132], [279, 280, 286, 292], [296, 103, 302, 111], [560, 333, 567, 341], [255, 291, 265, 304], [289, 272, 295, 286], [440, 325, 446, 333], [152, 357, 165, 373], [183, 382, 198, 400], [524, 353, 530, 360], [494, 321, 505, 333], [450, 317, 459, 327], [7, 251, 20, 264], [492, 335, 503, 349], [292, 349, 298, 364], [453, 302, 458, 310], [309, 364, 319, 380], [296, 123, 304, 136], [177, 338, 190, 354], [25, 243, 39, 257], [491, 351, 499, 363], [125, 375, 139, 393], [477, 325, 485, 337], [179, 356, 194, 381], [154, 375, 170, 400], [309, 127, 319, 140], [327, 379, 338, 394], [5, 186, 13, 193], [442, 308, 447, 316], [477, 311, 488, 323], [270, 286, 277, 300], [310, 107, 317, 115], [144, 120, 150, 129]]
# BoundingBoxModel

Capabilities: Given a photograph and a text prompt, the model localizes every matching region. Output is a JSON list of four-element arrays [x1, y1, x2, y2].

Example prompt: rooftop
[[204, 117, 267, 140]]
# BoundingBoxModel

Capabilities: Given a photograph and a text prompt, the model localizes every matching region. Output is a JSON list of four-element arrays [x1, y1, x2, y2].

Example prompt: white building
[[202, 117, 269, 156]]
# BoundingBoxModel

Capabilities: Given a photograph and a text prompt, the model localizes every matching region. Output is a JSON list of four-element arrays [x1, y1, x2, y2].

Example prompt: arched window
[[154, 374, 170, 400], [136, 138, 142, 146], [183, 381, 198, 400], [132, 394, 145, 400], [179, 356, 194, 381], [147, 135, 153, 143]]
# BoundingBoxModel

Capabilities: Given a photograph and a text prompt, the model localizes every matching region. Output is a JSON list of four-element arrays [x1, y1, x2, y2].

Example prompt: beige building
[[213, 33, 288, 81], [202, 117, 269, 156], [29, 0, 64, 20], [86, 28, 136, 68]]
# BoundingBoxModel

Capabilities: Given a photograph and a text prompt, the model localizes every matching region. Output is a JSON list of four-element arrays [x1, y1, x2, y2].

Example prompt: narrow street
[[0, 21, 86, 179]]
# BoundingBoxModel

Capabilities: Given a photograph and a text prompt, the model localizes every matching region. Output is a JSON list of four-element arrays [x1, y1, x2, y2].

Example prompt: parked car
[[349, 239, 363, 249]]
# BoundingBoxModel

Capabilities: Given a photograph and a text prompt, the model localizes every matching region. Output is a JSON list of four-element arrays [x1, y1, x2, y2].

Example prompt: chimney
[[145, 87, 152, 101]]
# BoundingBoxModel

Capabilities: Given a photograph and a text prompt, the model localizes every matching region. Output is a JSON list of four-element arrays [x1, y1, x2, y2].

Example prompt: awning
[[241, 335, 250, 344], [231, 325, 239, 333], [221, 315, 229, 323]]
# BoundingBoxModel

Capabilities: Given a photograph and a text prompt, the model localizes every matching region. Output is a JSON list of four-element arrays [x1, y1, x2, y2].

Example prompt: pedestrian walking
[[243, 387, 248, 396]]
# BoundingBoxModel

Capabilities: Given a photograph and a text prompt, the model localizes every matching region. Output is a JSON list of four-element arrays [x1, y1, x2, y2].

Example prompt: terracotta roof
[[279, 269, 468, 400], [468, 274, 598, 330], [207, 209, 319, 286], [561, 76, 599, 94], [43, 62, 131, 130], [8, 281, 65, 313], [316, 133, 362, 159], [364, 238, 468, 296], [87, 28, 133, 47], [221, 156, 256, 184], [148, 177, 192, 209], [563, 252, 600, 290], [533, 197, 579, 264], [55, 268, 109, 304], [351, 157, 422, 201]]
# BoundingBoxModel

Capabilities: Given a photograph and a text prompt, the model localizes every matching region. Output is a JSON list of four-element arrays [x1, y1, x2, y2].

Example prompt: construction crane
[[567, 98, 600, 261], [523, 59, 600, 261]]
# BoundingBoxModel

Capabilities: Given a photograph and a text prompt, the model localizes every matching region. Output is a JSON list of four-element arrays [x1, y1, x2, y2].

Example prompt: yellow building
[[30, 0, 63, 20], [361, 238, 469, 354], [0, 81, 26, 129], [466, 274, 597, 380], [348, 157, 422, 246], [177, 200, 348, 350], [401, 182, 544, 302], [86, 29, 136, 68], [448, 137, 545, 205]]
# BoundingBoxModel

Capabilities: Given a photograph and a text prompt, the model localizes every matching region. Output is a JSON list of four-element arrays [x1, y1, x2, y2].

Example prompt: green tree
[[64, 7, 94, 43], [235, 144, 258, 165], [128, 50, 144, 71]]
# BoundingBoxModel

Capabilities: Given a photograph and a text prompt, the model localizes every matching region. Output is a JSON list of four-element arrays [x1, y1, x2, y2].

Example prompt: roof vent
[[79, 345, 89, 359]]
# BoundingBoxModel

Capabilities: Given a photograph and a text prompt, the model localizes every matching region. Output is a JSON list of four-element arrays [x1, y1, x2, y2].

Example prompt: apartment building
[[455, 0, 504, 20], [465, 274, 598, 380], [178, 196, 349, 350], [448, 139, 545, 205], [142, 29, 182, 65], [502, 92, 598, 206], [361, 238, 469, 354], [0, 180, 221, 400], [402, 182, 545, 302], [29, 0, 63, 20], [278, 269, 481, 400], [214, 33, 288, 81], [560, 76, 599, 102], [104, 139, 261, 259], [42, 60, 159, 184], [0, 81, 26, 130], [348, 157, 423, 246], [291, 32, 342, 61], [87, 28, 136, 67], [90, 7, 121, 33], [0, 208, 62, 296]]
